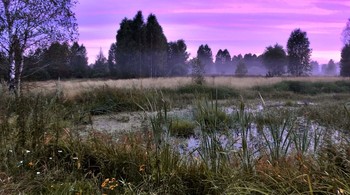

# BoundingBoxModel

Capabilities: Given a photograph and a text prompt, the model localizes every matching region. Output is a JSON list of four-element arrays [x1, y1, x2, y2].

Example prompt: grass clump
[[193, 97, 231, 132], [1, 79, 350, 194], [170, 119, 196, 138], [72, 85, 148, 115], [175, 84, 239, 100], [255, 80, 350, 95]]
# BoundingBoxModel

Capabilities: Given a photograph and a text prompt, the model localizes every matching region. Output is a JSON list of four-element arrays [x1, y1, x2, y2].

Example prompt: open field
[[24, 76, 350, 98], [1, 77, 350, 194]]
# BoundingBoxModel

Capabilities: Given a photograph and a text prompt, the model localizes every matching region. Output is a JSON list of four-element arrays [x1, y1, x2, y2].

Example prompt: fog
[[201, 59, 340, 77]]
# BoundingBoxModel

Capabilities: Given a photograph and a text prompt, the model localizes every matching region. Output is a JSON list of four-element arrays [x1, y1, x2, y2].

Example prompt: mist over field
[[1, 1, 350, 194]]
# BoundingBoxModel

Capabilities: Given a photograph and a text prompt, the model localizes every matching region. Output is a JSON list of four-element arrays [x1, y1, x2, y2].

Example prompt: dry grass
[[23, 76, 350, 98]]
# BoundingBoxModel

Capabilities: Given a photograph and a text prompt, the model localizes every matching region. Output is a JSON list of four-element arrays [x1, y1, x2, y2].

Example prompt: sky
[[75, 0, 350, 65]]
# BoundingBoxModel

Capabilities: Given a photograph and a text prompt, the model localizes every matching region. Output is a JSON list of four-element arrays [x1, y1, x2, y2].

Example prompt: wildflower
[[139, 164, 146, 172], [101, 178, 109, 188], [25, 150, 31, 153], [72, 157, 78, 160], [109, 184, 118, 190], [28, 162, 34, 167], [9, 150, 13, 153], [58, 150, 63, 153], [337, 188, 345, 194], [49, 157, 53, 160], [36, 172, 40, 175], [77, 161, 81, 169]]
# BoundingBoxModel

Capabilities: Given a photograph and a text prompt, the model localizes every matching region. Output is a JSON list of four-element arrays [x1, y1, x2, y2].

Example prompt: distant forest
[[1, 11, 344, 81]]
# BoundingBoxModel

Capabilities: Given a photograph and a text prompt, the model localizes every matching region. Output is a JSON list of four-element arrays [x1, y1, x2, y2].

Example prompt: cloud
[[75, 0, 347, 63]]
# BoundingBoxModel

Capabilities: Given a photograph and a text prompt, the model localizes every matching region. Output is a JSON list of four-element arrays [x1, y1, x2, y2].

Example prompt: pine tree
[[340, 44, 350, 77], [144, 14, 167, 77], [215, 49, 231, 74], [93, 49, 109, 77], [323, 59, 337, 76], [116, 18, 138, 78], [235, 61, 248, 76], [0, 0, 78, 93], [108, 43, 118, 77], [197, 44, 213, 74], [44, 42, 71, 79], [70, 42, 88, 78], [167, 39, 189, 76]]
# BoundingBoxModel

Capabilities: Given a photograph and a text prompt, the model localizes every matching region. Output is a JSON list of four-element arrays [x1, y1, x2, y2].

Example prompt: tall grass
[[193, 96, 230, 173], [258, 110, 295, 163], [24, 76, 350, 98], [1, 79, 350, 194], [234, 99, 254, 172]]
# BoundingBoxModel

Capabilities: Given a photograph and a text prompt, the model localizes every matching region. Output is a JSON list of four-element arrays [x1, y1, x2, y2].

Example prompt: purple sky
[[75, 0, 349, 64]]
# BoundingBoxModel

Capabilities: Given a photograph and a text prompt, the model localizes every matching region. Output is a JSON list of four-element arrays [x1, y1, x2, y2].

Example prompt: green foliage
[[322, 59, 337, 76], [74, 86, 147, 115], [70, 42, 89, 78], [2, 81, 350, 194], [193, 97, 231, 133], [108, 43, 118, 77], [44, 42, 72, 79], [255, 80, 350, 95], [197, 44, 213, 74], [340, 44, 350, 77], [342, 18, 350, 45], [235, 61, 248, 76], [0, 0, 78, 92], [116, 11, 146, 78], [170, 119, 196, 138], [215, 49, 232, 74], [92, 49, 109, 78], [287, 29, 312, 76], [116, 11, 168, 78], [234, 100, 254, 171], [23, 42, 90, 81], [258, 110, 295, 163], [262, 44, 287, 76], [144, 14, 168, 77], [193, 97, 230, 173], [166, 40, 189, 76], [175, 84, 238, 100], [190, 58, 205, 85]]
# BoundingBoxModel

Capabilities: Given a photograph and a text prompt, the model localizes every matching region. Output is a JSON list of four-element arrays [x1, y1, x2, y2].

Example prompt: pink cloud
[[76, 0, 348, 64]]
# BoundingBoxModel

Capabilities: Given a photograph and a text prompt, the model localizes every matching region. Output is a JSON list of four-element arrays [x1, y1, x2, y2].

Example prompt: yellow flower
[[139, 164, 146, 172], [101, 178, 109, 188], [338, 188, 345, 194], [109, 184, 118, 190], [28, 162, 34, 167]]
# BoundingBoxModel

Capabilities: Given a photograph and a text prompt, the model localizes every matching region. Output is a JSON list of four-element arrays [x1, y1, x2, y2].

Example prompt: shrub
[[170, 119, 196, 138]]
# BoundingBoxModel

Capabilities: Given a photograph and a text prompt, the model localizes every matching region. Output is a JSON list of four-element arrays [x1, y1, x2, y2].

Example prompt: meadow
[[1, 76, 350, 194]]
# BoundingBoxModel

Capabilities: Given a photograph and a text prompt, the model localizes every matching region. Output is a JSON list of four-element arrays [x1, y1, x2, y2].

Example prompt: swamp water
[[87, 102, 348, 160]]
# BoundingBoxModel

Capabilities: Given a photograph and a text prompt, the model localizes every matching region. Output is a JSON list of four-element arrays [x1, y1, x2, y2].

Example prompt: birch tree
[[0, 0, 78, 94]]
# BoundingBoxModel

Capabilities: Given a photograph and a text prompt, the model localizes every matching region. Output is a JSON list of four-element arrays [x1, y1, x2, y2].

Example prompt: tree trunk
[[15, 57, 24, 96], [8, 52, 16, 94]]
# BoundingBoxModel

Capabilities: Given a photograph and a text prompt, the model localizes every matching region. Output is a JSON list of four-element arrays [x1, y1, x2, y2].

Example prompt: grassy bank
[[0, 78, 350, 194]]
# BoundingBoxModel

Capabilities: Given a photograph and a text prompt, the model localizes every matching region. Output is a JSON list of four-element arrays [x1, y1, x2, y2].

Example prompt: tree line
[[1, 7, 350, 89]]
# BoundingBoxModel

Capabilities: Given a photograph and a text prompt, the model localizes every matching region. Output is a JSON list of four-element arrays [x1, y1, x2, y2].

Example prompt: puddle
[[87, 101, 344, 158]]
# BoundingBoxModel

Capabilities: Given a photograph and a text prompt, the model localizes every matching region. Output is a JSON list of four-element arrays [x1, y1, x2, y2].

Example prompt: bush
[[170, 119, 196, 138], [255, 80, 350, 95]]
